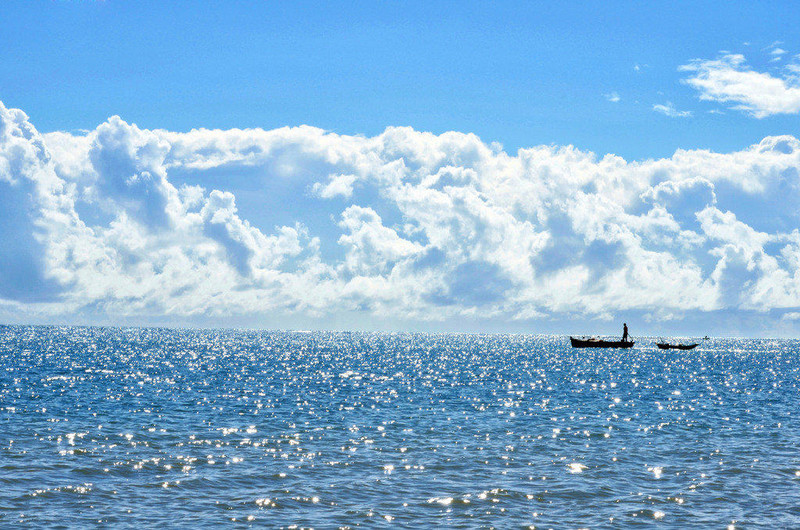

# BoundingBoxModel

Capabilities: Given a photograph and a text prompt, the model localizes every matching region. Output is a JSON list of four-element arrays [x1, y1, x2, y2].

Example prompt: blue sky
[[3, 1, 799, 159], [2, 2, 800, 335]]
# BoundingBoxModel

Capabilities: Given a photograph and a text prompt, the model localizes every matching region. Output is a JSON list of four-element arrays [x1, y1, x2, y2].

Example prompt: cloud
[[337, 205, 423, 275], [680, 54, 800, 117], [0, 105, 75, 303], [312, 173, 358, 198], [653, 102, 692, 118], [2, 100, 800, 330], [605, 92, 621, 103]]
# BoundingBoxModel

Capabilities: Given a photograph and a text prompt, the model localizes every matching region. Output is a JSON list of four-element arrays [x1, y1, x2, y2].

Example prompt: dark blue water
[[2, 326, 800, 528]]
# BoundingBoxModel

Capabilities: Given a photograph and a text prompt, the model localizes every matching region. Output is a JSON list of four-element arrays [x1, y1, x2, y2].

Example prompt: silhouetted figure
[[622, 323, 629, 343]]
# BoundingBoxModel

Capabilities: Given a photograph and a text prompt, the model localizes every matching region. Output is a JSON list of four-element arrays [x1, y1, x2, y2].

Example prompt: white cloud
[[312, 173, 358, 198], [653, 102, 693, 118], [769, 48, 787, 63], [337, 205, 423, 275], [2, 100, 800, 329], [680, 54, 800, 117], [605, 92, 621, 103]]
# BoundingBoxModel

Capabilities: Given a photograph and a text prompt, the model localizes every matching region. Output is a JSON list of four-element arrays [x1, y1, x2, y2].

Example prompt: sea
[[2, 326, 799, 528]]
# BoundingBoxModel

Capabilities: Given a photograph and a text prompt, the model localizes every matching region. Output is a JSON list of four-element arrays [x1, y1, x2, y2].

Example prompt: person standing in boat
[[622, 323, 629, 343]]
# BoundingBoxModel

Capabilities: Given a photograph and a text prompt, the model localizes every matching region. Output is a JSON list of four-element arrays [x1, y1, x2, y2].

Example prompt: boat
[[656, 342, 698, 350], [570, 336, 634, 348]]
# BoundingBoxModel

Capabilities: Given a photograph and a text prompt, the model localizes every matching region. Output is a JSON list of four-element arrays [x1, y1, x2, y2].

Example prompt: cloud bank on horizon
[[2, 96, 800, 331]]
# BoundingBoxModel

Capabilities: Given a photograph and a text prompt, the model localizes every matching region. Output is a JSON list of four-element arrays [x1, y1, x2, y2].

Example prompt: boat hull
[[570, 337, 634, 348], [656, 343, 698, 350]]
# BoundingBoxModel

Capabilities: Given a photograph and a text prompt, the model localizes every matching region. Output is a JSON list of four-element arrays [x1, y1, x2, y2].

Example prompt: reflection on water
[[1, 327, 799, 527]]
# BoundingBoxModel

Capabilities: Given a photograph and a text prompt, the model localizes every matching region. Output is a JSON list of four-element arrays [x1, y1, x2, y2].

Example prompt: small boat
[[570, 336, 634, 348], [656, 342, 698, 350]]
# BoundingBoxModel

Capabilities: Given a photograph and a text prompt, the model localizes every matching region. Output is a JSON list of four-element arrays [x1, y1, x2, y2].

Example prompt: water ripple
[[1, 326, 800, 527]]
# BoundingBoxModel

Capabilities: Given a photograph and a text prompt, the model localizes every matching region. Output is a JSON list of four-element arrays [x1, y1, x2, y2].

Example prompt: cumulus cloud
[[681, 54, 800, 117], [1, 100, 800, 329], [338, 205, 423, 275]]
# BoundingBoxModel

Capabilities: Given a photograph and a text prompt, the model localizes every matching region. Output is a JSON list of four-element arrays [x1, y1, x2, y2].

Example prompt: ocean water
[[2, 326, 800, 528]]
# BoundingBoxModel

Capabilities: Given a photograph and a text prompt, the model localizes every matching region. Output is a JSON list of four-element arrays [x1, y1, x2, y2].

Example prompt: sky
[[1, 1, 800, 336]]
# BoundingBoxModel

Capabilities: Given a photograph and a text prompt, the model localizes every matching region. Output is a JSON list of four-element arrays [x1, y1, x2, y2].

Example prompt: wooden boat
[[656, 342, 698, 350], [570, 336, 634, 348]]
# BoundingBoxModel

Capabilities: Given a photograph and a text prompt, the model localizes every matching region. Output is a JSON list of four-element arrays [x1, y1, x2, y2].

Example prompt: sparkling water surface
[[2, 326, 800, 528]]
